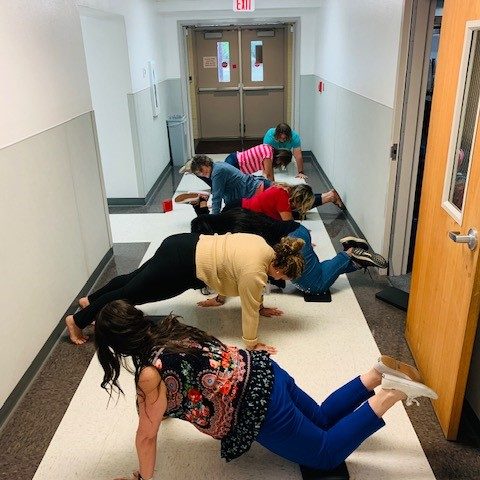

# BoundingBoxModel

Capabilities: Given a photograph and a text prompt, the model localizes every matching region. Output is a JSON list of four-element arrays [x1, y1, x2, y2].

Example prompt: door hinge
[[390, 143, 398, 160]]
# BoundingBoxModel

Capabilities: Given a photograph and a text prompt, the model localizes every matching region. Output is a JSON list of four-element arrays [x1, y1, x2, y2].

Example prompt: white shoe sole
[[381, 373, 438, 406], [340, 236, 369, 250]]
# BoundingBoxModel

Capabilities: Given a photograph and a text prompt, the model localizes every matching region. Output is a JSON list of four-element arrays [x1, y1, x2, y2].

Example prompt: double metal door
[[193, 26, 286, 139]]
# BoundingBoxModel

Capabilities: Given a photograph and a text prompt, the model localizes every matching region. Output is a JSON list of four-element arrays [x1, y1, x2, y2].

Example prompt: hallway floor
[[1, 155, 479, 479]]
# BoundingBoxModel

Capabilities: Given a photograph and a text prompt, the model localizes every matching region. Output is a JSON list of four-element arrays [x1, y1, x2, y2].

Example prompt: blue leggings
[[256, 362, 385, 470]]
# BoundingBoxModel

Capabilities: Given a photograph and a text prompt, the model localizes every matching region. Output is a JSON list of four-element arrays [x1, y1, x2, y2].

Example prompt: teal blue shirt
[[263, 128, 301, 150]]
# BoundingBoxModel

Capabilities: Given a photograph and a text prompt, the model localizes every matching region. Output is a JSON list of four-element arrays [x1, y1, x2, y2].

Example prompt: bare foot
[[65, 315, 89, 345], [331, 189, 344, 208], [322, 189, 344, 208], [78, 297, 90, 309]]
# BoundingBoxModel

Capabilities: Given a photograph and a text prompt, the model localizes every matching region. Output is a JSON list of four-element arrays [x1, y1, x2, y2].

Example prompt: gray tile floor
[[1, 158, 479, 479]]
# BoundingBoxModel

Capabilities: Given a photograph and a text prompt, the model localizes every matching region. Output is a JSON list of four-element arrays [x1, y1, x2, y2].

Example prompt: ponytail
[[272, 237, 305, 279]]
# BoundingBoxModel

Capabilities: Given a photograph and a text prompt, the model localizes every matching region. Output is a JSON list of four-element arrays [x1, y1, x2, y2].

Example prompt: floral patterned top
[[151, 341, 274, 461]]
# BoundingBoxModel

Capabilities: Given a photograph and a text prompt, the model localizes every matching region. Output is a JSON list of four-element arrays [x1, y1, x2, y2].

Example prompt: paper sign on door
[[203, 56, 217, 68]]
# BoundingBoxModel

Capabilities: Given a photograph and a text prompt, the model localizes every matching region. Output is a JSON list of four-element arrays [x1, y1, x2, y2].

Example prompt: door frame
[[384, 0, 438, 275], [177, 18, 300, 156]]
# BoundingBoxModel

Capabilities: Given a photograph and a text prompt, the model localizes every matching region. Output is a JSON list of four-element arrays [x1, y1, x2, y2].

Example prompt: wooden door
[[195, 29, 241, 138], [406, 1, 480, 439], [241, 27, 286, 138]]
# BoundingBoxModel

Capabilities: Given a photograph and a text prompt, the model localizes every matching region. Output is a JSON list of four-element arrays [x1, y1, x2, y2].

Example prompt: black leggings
[[74, 233, 205, 328]]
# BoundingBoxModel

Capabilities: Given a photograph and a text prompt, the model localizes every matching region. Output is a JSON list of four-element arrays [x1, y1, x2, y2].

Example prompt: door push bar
[[243, 85, 284, 91], [198, 85, 284, 93], [198, 86, 240, 92]]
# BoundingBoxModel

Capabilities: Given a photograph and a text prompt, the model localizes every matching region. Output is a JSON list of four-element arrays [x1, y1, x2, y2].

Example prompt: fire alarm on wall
[[318, 81, 324, 93]]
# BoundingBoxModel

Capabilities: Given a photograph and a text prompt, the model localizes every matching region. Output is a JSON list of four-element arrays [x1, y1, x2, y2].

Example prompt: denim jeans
[[224, 152, 239, 168], [290, 226, 359, 294]]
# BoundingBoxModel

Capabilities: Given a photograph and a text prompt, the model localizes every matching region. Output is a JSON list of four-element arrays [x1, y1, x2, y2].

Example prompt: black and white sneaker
[[350, 248, 388, 269], [201, 286, 215, 295], [340, 236, 369, 251]]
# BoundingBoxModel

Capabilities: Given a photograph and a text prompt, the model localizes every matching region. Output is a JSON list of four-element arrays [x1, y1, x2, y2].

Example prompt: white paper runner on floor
[[33, 164, 435, 479]]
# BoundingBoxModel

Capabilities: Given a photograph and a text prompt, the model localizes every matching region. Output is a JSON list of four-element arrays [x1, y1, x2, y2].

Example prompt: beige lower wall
[[0, 112, 111, 407]]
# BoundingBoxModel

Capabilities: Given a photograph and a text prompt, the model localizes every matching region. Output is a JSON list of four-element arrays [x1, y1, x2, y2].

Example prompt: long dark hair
[[272, 148, 293, 168], [191, 207, 300, 246], [95, 300, 224, 397]]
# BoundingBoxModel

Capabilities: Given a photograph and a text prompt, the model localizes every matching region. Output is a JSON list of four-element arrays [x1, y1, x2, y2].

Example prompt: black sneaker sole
[[340, 236, 369, 251], [351, 249, 388, 268]]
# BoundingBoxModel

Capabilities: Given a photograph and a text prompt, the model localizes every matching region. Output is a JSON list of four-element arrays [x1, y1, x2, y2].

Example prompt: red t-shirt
[[241, 186, 291, 220]]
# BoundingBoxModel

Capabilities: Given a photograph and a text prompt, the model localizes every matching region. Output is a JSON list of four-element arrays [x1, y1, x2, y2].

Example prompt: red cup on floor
[[162, 198, 173, 213]]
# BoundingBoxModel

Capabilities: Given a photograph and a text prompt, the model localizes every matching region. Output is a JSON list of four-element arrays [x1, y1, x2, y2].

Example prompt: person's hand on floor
[[259, 306, 283, 317], [252, 343, 278, 355], [197, 295, 226, 307]]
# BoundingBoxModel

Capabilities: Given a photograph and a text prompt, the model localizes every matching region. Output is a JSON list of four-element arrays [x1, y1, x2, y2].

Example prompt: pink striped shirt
[[236, 144, 274, 174]]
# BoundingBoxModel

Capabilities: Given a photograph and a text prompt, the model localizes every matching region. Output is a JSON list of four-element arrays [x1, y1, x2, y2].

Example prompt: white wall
[[314, 0, 404, 108], [0, 1, 92, 148], [78, 0, 171, 198], [77, 0, 164, 90], [80, 11, 138, 198], [0, 1, 111, 409]]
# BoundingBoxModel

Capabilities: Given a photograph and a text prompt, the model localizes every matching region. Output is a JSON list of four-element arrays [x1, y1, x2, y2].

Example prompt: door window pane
[[251, 40, 263, 82], [217, 42, 230, 82], [448, 30, 480, 211]]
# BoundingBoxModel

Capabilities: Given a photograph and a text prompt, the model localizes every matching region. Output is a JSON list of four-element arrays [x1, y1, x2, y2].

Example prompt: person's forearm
[[136, 433, 157, 479], [242, 312, 260, 349], [295, 155, 305, 174], [211, 196, 222, 214], [211, 179, 223, 214]]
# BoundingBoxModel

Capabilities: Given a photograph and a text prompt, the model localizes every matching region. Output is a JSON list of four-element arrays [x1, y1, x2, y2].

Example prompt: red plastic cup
[[162, 198, 173, 212]]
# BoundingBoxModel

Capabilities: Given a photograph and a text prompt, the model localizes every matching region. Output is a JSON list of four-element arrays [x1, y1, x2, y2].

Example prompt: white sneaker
[[381, 373, 438, 406], [179, 160, 192, 174], [375, 355, 422, 382]]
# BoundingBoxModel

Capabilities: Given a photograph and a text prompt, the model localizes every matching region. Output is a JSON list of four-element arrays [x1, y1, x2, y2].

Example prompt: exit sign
[[233, 0, 255, 12]]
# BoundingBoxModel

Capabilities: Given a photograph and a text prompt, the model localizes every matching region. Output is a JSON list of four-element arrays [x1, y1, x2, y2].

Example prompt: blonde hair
[[288, 184, 315, 218], [271, 183, 315, 219], [272, 237, 305, 279]]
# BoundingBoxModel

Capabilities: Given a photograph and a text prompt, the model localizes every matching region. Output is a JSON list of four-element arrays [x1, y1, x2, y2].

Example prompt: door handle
[[448, 228, 478, 250]]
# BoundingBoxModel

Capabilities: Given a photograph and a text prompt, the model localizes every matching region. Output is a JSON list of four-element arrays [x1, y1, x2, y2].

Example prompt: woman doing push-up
[[191, 208, 388, 297], [65, 232, 304, 351], [96, 302, 437, 480]]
